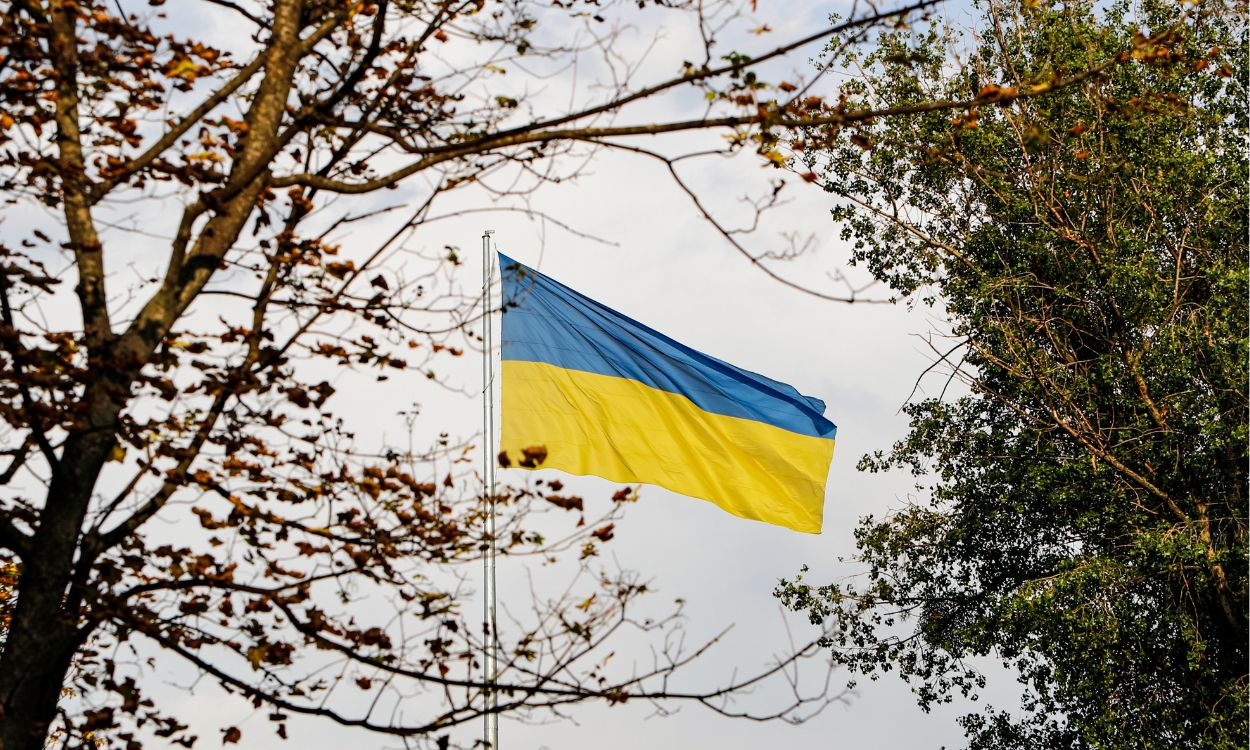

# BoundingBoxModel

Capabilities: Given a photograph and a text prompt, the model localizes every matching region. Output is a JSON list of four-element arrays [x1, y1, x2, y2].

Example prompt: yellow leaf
[[246, 645, 266, 668], [166, 58, 203, 81]]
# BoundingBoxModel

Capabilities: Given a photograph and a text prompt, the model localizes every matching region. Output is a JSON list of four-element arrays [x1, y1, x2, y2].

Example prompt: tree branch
[[272, 55, 1129, 196], [0, 271, 58, 470], [47, 0, 110, 349], [87, 53, 268, 204]]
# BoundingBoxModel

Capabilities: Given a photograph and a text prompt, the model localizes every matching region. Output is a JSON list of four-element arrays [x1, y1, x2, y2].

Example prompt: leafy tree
[[0, 0, 1108, 747], [778, 0, 1247, 747]]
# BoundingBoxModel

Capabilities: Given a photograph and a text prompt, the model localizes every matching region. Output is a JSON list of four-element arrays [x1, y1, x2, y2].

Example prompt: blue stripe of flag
[[498, 254, 837, 440]]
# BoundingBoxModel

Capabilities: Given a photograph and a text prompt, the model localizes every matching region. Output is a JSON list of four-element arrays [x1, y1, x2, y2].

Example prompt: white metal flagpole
[[481, 230, 499, 749]]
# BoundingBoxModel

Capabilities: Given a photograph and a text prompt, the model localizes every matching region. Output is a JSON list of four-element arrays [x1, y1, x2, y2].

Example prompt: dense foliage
[[779, 0, 1248, 747]]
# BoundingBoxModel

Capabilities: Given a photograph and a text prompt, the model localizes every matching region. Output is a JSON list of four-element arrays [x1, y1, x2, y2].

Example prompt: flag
[[496, 254, 837, 533]]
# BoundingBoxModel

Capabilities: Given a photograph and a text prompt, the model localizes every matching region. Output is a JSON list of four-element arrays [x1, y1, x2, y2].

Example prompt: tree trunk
[[0, 427, 114, 750], [0, 570, 85, 750]]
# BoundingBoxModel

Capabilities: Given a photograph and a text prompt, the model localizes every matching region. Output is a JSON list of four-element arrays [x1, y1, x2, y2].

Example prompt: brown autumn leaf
[[223, 726, 242, 744], [975, 84, 1018, 101], [545, 495, 584, 512], [519, 445, 548, 468], [591, 524, 615, 542]]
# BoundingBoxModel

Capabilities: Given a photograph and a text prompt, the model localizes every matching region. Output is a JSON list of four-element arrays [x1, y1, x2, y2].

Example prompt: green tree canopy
[[779, 0, 1247, 746]]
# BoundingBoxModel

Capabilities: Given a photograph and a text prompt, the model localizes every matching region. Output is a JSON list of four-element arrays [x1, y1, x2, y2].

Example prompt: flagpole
[[481, 230, 499, 749]]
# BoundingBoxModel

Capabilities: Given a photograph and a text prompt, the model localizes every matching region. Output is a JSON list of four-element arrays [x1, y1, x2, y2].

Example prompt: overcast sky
[[291, 2, 1008, 746]]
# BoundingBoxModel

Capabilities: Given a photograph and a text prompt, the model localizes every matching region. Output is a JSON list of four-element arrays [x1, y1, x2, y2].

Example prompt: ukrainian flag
[[497, 254, 837, 533]]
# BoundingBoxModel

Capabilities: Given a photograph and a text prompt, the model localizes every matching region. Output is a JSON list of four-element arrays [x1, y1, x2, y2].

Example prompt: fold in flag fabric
[[497, 254, 837, 533]]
